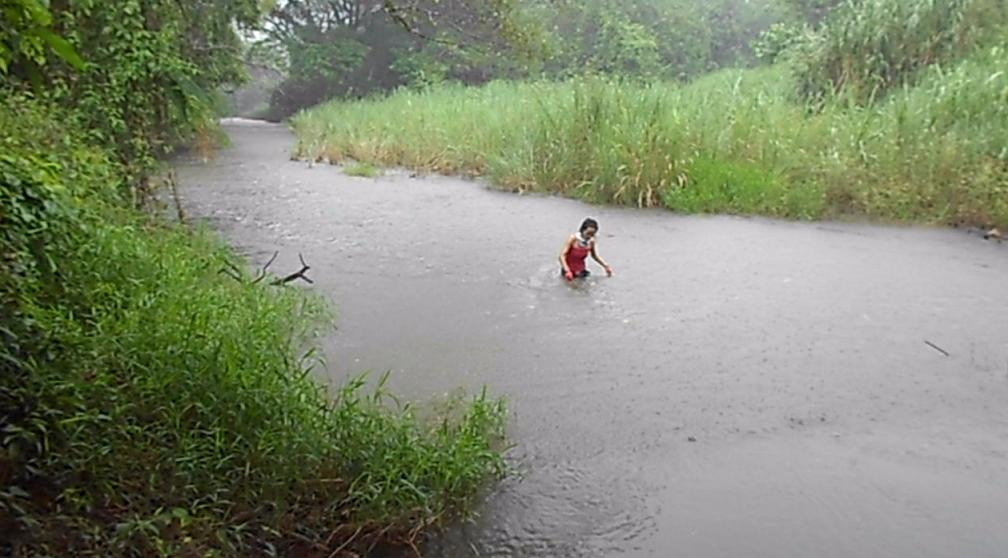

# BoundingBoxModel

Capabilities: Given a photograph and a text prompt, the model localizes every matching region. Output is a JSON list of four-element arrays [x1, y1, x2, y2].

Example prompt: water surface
[[175, 120, 1008, 557]]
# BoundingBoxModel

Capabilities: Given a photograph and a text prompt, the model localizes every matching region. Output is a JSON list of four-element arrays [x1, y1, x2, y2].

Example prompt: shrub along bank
[[1, 91, 505, 558]]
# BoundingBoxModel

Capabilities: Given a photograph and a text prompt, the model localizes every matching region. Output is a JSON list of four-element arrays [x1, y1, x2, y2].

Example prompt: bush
[[1, 95, 507, 556]]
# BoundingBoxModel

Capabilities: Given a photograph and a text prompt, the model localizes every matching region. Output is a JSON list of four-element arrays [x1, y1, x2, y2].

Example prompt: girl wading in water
[[560, 218, 613, 281]]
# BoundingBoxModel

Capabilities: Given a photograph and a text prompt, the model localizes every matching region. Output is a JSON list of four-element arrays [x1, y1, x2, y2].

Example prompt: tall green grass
[[792, 0, 1008, 103], [2, 96, 507, 556], [293, 42, 1008, 227]]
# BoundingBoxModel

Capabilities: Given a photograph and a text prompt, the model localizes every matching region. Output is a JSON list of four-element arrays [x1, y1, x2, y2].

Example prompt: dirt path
[[175, 120, 1008, 557]]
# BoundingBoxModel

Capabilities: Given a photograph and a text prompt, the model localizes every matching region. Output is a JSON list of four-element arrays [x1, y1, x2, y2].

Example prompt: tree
[[259, 0, 793, 116], [262, 1, 406, 116], [261, 0, 545, 116], [0, 0, 82, 78], [40, 0, 261, 190], [780, 0, 845, 26], [533, 0, 785, 81], [382, 0, 537, 50]]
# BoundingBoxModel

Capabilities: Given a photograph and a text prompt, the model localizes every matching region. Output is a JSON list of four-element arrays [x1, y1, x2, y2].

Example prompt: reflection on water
[[175, 121, 1008, 558]]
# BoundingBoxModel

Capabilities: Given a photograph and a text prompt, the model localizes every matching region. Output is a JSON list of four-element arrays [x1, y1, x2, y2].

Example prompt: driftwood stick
[[924, 340, 950, 357], [250, 251, 280, 284], [273, 253, 313, 285], [220, 253, 313, 286], [167, 171, 187, 226]]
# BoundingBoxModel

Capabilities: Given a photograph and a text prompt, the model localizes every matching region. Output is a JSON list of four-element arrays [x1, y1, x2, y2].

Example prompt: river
[[175, 119, 1008, 557]]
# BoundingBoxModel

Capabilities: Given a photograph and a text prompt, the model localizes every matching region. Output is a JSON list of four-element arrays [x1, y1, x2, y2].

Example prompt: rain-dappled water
[[175, 120, 1008, 557]]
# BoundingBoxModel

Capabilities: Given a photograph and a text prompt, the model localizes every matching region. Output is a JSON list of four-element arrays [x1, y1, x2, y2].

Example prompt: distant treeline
[[250, 0, 842, 119]]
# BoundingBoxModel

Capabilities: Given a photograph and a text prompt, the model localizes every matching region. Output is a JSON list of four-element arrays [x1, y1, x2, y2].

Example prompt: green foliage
[[704, 0, 792, 68], [0, 1, 261, 190], [63, 1, 259, 186], [0, 0, 82, 76], [390, 46, 451, 88], [595, 16, 661, 77], [264, 1, 412, 118], [3, 3, 510, 554], [1, 98, 508, 555], [0, 152, 70, 296], [344, 161, 382, 177], [383, 0, 548, 59], [792, 0, 1008, 104], [331, 375, 506, 522], [753, 22, 806, 63], [0, 94, 120, 311], [293, 48, 1008, 227], [270, 34, 375, 117], [662, 158, 818, 217], [292, 38, 369, 82], [4, 218, 507, 554], [547, 2, 668, 79], [779, 0, 845, 26], [262, 0, 552, 117], [0, 0, 52, 73], [540, 0, 786, 81], [261, 0, 789, 117]]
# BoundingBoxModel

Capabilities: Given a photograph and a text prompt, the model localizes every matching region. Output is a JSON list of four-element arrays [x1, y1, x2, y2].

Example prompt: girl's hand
[[604, 265, 613, 277], [564, 270, 574, 281]]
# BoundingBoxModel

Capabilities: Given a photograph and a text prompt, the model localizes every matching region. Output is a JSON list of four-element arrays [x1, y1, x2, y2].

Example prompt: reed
[[293, 42, 1008, 227]]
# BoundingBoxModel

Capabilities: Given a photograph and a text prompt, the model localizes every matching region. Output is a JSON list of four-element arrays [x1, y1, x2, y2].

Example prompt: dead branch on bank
[[166, 170, 187, 227], [220, 251, 313, 286]]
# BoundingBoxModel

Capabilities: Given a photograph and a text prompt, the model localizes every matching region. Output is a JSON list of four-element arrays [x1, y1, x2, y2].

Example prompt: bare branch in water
[[273, 253, 313, 285], [220, 252, 313, 286], [250, 251, 280, 284]]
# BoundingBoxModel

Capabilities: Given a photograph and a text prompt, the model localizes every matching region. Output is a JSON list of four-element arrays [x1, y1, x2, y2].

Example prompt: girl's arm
[[559, 236, 574, 275], [590, 243, 613, 276]]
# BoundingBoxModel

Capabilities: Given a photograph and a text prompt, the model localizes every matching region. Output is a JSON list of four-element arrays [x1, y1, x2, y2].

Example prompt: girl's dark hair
[[579, 218, 599, 232]]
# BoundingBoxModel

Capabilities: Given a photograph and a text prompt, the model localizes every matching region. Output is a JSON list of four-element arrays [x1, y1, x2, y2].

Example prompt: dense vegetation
[[4, 0, 1007, 553], [251, 0, 796, 118], [791, 0, 1008, 103], [293, 0, 1008, 228], [1, 1, 506, 555]]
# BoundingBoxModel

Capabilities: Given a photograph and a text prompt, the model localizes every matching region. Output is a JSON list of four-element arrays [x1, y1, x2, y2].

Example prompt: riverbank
[[291, 52, 1008, 229], [1, 98, 506, 556]]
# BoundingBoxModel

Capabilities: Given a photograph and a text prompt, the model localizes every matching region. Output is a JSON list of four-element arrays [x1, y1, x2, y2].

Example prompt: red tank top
[[565, 241, 591, 274]]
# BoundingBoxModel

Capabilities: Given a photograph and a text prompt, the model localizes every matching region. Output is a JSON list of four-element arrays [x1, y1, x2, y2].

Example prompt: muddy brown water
[[175, 120, 1008, 557]]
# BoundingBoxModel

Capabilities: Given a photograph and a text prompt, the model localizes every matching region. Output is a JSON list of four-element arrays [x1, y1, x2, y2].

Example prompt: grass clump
[[344, 161, 382, 178], [292, 40, 1008, 228], [2, 96, 506, 556]]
